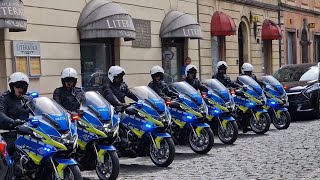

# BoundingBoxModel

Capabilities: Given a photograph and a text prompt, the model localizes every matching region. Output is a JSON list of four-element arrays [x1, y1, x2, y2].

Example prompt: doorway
[[238, 22, 249, 74], [262, 40, 272, 75]]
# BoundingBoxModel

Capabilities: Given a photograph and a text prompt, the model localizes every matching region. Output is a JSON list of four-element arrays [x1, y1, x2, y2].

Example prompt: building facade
[[0, 0, 202, 95], [198, 0, 282, 80], [280, 0, 320, 64]]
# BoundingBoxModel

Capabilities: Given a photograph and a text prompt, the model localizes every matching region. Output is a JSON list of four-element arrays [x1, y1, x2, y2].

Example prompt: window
[[314, 35, 320, 62], [287, 31, 296, 64], [211, 36, 226, 74], [80, 39, 115, 89]]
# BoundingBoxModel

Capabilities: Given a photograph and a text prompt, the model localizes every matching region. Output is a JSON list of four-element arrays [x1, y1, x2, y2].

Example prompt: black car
[[274, 63, 320, 118]]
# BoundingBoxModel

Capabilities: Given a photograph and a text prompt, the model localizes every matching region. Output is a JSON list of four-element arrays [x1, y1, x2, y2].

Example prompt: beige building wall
[[1, 0, 201, 95], [198, 0, 281, 81]]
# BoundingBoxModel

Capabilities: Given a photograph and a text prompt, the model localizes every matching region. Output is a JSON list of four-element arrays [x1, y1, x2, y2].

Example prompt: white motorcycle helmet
[[8, 72, 29, 94], [217, 61, 228, 70], [241, 63, 254, 74], [150, 65, 164, 80], [108, 66, 125, 83], [61, 67, 78, 86], [185, 64, 198, 76]]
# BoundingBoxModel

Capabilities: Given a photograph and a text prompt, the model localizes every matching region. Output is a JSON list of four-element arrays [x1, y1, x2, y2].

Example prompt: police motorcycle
[[13, 92, 82, 180], [67, 91, 120, 180], [113, 86, 175, 167], [164, 78, 214, 154], [0, 134, 13, 180], [232, 75, 271, 134], [202, 79, 238, 144], [261, 75, 291, 130]]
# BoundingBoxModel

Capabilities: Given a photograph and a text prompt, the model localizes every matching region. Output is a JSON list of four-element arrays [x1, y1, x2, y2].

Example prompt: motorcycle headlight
[[103, 122, 112, 133]]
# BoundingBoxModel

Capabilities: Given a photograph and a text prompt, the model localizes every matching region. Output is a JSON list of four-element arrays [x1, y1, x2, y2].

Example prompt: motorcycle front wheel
[[45, 165, 83, 180], [150, 137, 175, 167], [188, 127, 214, 154], [250, 112, 271, 134], [96, 151, 120, 180], [273, 110, 291, 130], [217, 121, 238, 144]]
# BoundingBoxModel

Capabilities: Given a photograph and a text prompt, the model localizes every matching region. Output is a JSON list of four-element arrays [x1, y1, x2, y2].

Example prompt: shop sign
[[13, 41, 40, 56], [251, 16, 259, 23], [132, 19, 151, 48]]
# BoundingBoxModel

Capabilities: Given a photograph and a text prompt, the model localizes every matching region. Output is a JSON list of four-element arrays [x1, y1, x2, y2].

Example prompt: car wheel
[[314, 95, 320, 119]]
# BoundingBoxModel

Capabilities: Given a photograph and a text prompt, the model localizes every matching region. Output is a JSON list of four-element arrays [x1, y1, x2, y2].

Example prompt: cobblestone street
[[83, 119, 320, 179]]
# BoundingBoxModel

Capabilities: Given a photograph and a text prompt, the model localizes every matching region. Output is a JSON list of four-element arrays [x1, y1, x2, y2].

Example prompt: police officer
[[185, 64, 208, 92], [212, 61, 240, 88], [103, 66, 138, 108], [53, 67, 85, 112], [148, 65, 178, 99], [240, 63, 265, 86], [0, 72, 33, 176]]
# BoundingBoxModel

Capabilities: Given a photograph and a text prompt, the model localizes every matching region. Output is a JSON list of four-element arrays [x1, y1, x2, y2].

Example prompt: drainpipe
[[197, 0, 202, 80], [278, 4, 282, 68]]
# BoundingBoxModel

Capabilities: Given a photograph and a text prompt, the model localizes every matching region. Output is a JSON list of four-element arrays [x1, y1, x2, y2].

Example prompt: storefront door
[[262, 40, 272, 75], [162, 39, 185, 81], [80, 39, 114, 92]]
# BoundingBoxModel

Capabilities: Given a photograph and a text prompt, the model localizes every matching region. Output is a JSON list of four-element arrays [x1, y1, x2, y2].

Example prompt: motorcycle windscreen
[[171, 82, 202, 105], [203, 79, 230, 101], [33, 97, 69, 130], [238, 75, 263, 95], [85, 91, 111, 120], [131, 86, 165, 112], [262, 75, 286, 96]]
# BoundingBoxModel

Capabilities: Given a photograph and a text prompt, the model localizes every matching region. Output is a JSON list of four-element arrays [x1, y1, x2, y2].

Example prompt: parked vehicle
[[0, 134, 13, 180], [71, 91, 120, 180], [274, 63, 320, 118], [233, 75, 271, 134], [114, 86, 175, 167], [202, 79, 238, 144], [14, 93, 82, 179], [167, 81, 214, 154], [262, 75, 291, 129]]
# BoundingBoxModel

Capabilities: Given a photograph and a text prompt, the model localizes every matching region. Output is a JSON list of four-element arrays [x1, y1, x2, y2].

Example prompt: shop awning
[[262, 19, 281, 40], [160, 11, 202, 39], [0, 0, 27, 32], [77, 0, 136, 40], [211, 11, 236, 36]]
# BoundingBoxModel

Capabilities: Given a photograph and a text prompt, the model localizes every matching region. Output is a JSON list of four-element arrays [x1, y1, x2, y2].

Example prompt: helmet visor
[[13, 81, 28, 89]]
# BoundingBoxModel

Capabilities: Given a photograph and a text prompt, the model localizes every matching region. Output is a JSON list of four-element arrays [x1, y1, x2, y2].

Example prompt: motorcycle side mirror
[[114, 106, 124, 113], [235, 90, 243, 96], [137, 100, 144, 108], [178, 94, 185, 101], [29, 117, 40, 128], [207, 91, 213, 97]]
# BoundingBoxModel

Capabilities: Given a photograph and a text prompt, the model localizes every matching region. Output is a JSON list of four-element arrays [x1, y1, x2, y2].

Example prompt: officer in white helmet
[[239, 63, 264, 86], [0, 72, 34, 176], [148, 65, 178, 99], [212, 61, 240, 88], [185, 64, 208, 92], [103, 66, 138, 108], [53, 67, 85, 112]]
